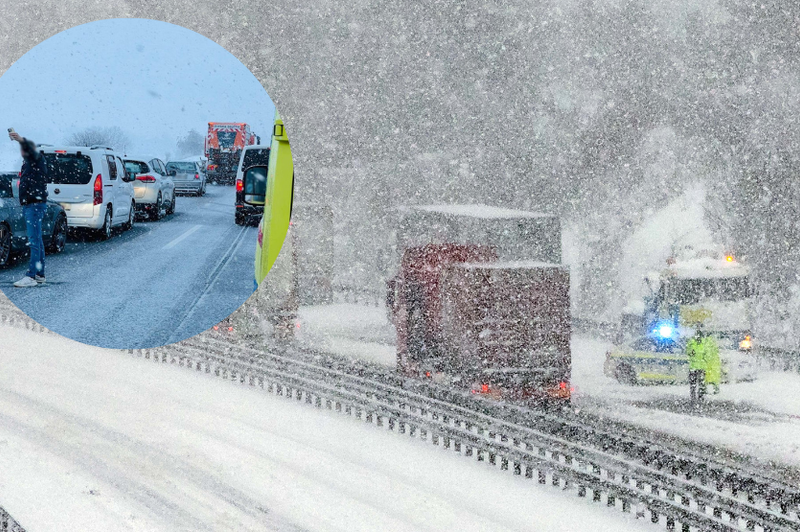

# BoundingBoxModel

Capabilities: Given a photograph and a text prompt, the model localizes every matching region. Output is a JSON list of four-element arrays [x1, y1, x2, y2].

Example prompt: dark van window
[[43, 153, 94, 185], [106, 156, 118, 180], [242, 148, 270, 170]]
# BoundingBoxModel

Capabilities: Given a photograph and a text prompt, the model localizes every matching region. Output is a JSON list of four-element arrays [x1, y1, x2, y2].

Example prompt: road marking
[[166, 225, 249, 344], [163, 225, 201, 250]]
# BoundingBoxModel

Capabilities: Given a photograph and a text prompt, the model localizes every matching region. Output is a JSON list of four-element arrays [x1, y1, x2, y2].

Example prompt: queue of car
[[0, 144, 212, 268]]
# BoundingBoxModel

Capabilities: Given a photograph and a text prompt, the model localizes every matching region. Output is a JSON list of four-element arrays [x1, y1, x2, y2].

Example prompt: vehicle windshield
[[668, 277, 751, 305], [124, 161, 148, 174], [630, 336, 686, 354], [166, 162, 196, 173], [242, 148, 270, 169], [43, 153, 94, 185]]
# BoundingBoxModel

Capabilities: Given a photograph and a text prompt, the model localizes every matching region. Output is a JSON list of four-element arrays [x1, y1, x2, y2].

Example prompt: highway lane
[[0, 185, 257, 348]]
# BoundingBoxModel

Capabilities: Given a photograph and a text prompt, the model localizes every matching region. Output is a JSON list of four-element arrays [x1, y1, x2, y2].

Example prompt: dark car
[[0, 173, 68, 268], [235, 145, 270, 225]]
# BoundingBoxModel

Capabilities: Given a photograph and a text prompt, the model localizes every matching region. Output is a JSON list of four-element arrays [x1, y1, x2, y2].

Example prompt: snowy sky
[[0, 18, 275, 168]]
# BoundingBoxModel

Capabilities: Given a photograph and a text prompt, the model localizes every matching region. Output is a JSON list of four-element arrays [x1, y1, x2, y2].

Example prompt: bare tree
[[66, 126, 131, 152], [176, 129, 204, 157]]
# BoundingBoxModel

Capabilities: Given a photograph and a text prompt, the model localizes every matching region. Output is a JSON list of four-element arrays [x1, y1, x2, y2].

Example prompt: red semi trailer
[[386, 205, 572, 402]]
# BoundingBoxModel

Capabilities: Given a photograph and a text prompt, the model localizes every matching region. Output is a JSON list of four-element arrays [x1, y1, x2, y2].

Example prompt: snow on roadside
[[571, 335, 800, 469], [0, 325, 645, 532], [297, 303, 397, 366]]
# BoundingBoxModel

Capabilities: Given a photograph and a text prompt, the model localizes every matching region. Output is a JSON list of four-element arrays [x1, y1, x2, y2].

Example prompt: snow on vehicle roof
[[661, 257, 750, 279], [40, 145, 119, 153], [407, 204, 553, 219], [123, 154, 163, 163], [458, 260, 564, 269]]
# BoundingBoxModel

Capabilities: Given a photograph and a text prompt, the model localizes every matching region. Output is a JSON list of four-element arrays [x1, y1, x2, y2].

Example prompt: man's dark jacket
[[19, 138, 48, 206]]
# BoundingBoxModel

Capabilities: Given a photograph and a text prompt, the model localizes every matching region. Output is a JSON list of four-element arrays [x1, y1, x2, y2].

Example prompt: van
[[41, 146, 136, 240], [234, 144, 270, 225]]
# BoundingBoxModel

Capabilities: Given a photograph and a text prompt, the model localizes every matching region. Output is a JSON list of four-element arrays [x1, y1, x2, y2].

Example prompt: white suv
[[41, 146, 136, 240]]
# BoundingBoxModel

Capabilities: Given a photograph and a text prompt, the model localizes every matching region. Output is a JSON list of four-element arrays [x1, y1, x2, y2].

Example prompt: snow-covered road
[[571, 335, 800, 472], [0, 325, 648, 532], [0, 185, 257, 349], [294, 303, 800, 475]]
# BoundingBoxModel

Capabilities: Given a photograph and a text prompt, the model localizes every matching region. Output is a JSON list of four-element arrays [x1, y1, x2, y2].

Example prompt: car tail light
[[136, 174, 156, 183], [208, 164, 217, 171], [54, 150, 67, 154], [93, 174, 103, 205], [194, 173, 200, 180], [236, 179, 243, 192]]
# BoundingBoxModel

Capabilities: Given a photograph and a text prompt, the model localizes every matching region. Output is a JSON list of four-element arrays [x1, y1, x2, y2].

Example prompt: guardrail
[[145, 334, 800, 532], [0, 507, 25, 532], [2, 302, 799, 531]]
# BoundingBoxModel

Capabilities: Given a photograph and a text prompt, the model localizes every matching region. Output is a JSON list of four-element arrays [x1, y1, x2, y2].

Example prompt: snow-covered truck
[[386, 205, 572, 402], [607, 250, 756, 384]]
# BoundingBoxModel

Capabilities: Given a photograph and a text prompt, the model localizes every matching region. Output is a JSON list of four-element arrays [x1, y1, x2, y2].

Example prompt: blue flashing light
[[656, 323, 674, 339]]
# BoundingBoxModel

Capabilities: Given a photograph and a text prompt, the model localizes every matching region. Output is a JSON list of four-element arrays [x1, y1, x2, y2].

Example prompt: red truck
[[386, 205, 571, 402], [205, 122, 258, 184]]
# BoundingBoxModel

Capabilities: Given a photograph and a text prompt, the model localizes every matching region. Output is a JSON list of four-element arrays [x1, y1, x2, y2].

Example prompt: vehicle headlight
[[739, 335, 752, 351]]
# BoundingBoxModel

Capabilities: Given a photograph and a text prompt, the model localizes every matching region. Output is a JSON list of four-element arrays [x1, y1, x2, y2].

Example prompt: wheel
[[615, 364, 638, 385], [97, 207, 113, 240], [151, 194, 163, 221], [47, 214, 68, 253], [166, 194, 176, 215], [0, 224, 12, 267], [122, 201, 135, 231], [235, 212, 246, 226]]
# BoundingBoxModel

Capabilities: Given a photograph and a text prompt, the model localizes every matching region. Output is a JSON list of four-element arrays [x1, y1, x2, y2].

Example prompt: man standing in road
[[9, 129, 48, 287], [686, 328, 707, 404]]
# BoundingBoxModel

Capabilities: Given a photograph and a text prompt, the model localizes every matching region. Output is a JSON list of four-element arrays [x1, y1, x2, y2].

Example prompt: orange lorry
[[204, 122, 258, 184]]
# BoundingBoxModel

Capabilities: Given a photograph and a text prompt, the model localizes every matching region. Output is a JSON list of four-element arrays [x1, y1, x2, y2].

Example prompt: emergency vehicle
[[607, 250, 757, 384]]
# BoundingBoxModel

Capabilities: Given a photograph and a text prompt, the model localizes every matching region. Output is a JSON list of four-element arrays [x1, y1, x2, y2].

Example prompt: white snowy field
[[571, 335, 800, 470], [0, 325, 647, 532]]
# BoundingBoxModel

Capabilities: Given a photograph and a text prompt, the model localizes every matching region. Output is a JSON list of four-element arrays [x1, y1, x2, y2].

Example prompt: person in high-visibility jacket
[[686, 329, 721, 402], [686, 330, 708, 403], [703, 334, 722, 394]]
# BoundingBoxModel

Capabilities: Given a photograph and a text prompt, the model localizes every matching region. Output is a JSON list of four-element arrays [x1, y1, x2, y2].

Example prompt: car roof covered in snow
[[658, 258, 750, 279], [404, 204, 553, 219], [39, 145, 120, 154], [123, 155, 161, 163]]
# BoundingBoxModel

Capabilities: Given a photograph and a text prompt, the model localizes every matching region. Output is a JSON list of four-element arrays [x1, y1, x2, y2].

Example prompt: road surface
[[0, 325, 648, 532], [0, 185, 257, 349]]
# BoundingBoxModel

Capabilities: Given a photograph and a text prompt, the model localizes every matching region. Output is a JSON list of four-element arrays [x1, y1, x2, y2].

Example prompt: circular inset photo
[[0, 18, 294, 349]]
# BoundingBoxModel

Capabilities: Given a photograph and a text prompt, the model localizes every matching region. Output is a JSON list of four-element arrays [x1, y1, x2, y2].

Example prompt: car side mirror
[[242, 165, 268, 206], [124, 170, 136, 182]]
